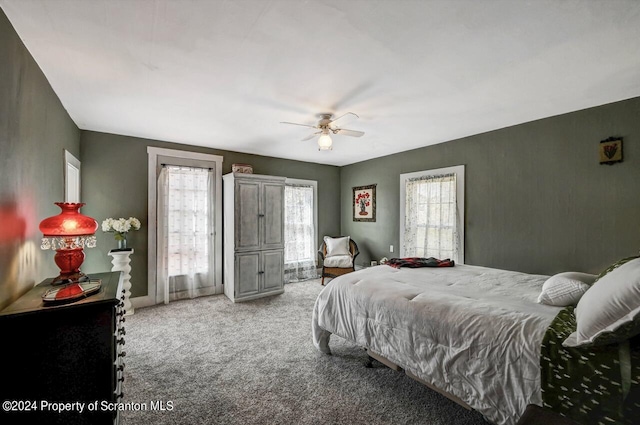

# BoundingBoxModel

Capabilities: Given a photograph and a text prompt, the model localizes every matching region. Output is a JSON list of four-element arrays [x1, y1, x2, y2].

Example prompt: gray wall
[[80, 131, 341, 298], [0, 9, 81, 309], [3, 0, 639, 307], [341, 97, 640, 276]]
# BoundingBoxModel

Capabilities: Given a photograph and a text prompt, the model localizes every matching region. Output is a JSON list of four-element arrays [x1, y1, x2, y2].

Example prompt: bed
[[311, 262, 640, 425]]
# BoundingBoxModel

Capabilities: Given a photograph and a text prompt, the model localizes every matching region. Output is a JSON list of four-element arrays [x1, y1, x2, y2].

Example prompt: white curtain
[[157, 165, 215, 304], [284, 184, 317, 283], [403, 173, 459, 261]]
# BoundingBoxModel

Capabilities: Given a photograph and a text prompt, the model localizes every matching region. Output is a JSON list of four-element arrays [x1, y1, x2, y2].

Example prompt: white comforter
[[311, 264, 563, 425]]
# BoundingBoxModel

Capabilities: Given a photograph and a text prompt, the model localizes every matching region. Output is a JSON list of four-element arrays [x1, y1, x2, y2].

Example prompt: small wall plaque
[[599, 137, 623, 165]]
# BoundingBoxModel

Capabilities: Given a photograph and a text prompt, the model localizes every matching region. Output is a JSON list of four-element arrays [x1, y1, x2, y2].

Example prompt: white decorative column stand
[[109, 248, 134, 316]]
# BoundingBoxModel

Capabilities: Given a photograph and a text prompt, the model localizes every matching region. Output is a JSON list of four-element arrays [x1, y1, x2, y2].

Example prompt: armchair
[[318, 236, 359, 285]]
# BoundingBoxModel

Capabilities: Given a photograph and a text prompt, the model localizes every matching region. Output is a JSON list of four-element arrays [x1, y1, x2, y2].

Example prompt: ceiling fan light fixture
[[318, 134, 333, 150], [282, 111, 362, 151]]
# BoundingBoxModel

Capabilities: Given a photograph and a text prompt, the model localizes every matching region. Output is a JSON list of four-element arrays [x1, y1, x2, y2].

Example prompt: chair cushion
[[324, 236, 351, 257], [324, 255, 353, 268]]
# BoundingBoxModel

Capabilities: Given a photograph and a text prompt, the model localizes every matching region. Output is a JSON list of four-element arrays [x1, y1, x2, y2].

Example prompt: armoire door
[[262, 250, 284, 292], [235, 252, 260, 298], [261, 182, 284, 250], [235, 180, 261, 251]]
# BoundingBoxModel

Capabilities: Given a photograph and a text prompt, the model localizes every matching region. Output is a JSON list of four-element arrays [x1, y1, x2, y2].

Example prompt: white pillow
[[563, 257, 640, 347], [324, 236, 351, 257], [537, 272, 596, 306], [323, 255, 353, 268]]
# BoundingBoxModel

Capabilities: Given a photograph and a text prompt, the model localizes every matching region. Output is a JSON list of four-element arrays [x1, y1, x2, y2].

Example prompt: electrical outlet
[[390, 245, 394, 253]]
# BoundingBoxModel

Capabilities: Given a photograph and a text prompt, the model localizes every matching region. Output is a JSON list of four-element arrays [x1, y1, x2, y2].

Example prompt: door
[[149, 147, 223, 307], [235, 252, 260, 298], [156, 162, 219, 304], [262, 250, 284, 292], [261, 181, 284, 250], [235, 180, 261, 251]]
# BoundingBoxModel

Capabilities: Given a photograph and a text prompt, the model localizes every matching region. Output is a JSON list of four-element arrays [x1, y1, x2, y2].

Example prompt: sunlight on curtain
[[157, 165, 215, 304], [403, 173, 459, 261], [284, 184, 317, 283]]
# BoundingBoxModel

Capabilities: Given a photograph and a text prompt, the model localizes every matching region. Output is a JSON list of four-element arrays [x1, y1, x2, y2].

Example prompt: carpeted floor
[[120, 278, 491, 425]]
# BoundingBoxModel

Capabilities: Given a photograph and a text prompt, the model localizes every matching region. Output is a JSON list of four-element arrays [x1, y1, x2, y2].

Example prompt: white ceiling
[[2, 0, 640, 166]]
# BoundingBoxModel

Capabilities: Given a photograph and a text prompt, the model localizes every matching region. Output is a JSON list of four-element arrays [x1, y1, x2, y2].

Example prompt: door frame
[[136, 147, 223, 310], [64, 150, 81, 203]]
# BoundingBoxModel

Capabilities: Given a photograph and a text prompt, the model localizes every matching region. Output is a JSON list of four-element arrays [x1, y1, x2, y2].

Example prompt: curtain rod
[[161, 163, 213, 170]]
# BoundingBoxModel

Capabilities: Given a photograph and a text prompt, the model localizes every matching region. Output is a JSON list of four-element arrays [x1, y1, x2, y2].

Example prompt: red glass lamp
[[40, 202, 98, 285]]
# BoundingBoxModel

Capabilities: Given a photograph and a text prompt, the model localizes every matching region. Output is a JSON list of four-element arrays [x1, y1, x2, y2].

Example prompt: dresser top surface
[[0, 271, 122, 316]]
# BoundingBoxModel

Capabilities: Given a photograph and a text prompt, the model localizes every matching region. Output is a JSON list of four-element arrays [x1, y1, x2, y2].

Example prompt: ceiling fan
[[280, 112, 364, 150]]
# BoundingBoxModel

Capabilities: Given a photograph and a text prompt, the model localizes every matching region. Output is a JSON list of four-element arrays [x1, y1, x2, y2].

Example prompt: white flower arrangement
[[102, 217, 141, 242]]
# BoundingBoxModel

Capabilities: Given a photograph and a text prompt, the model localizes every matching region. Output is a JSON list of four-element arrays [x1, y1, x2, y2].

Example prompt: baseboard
[[131, 295, 155, 310]]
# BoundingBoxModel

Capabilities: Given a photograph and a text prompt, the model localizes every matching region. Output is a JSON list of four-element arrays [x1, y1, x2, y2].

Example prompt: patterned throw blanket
[[540, 306, 640, 424], [386, 257, 455, 268]]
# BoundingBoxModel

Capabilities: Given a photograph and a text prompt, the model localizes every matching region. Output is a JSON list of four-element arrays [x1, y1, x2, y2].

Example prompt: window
[[284, 179, 318, 282], [400, 165, 465, 263]]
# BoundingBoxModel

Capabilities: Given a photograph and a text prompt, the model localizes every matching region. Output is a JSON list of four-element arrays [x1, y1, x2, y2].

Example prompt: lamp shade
[[39, 202, 98, 285], [318, 134, 333, 150], [39, 202, 98, 236]]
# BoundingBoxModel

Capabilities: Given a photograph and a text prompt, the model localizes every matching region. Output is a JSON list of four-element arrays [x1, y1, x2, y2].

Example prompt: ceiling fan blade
[[335, 129, 364, 138], [280, 121, 318, 129], [301, 131, 321, 141], [329, 112, 359, 129]]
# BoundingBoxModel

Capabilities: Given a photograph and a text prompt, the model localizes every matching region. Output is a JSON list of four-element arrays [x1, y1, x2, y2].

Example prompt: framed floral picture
[[353, 184, 376, 222], [599, 136, 623, 165]]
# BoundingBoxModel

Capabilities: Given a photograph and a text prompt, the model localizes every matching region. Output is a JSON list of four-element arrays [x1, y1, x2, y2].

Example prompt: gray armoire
[[223, 172, 286, 302]]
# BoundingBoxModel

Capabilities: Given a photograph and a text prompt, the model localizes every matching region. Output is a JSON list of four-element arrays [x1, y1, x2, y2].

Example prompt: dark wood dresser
[[0, 271, 126, 425]]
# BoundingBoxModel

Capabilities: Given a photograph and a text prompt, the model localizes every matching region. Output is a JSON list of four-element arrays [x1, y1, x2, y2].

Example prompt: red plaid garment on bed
[[386, 257, 455, 268]]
